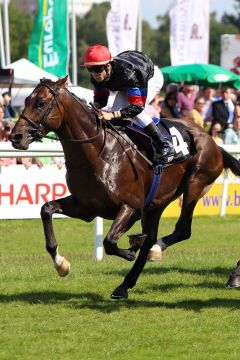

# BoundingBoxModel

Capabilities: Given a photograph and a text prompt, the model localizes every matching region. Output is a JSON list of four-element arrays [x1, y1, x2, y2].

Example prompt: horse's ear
[[55, 75, 69, 90]]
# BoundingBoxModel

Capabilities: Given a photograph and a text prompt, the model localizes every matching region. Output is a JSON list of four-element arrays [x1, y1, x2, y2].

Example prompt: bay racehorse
[[9, 77, 240, 298]]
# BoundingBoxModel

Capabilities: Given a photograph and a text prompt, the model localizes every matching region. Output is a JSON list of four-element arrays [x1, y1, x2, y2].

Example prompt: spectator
[[160, 91, 179, 119], [211, 88, 235, 130], [0, 94, 4, 107], [223, 105, 240, 145], [177, 85, 196, 118], [0, 105, 4, 138], [166, 82, 179, 94], [2, 91, 16, 119], [201, 87, 215, 127], [0, 110, 43, 168], [187, 96, 205, 128], [0, 118, 17, 166], [209, 122, 223, 145], [145, 93, 163, 123]]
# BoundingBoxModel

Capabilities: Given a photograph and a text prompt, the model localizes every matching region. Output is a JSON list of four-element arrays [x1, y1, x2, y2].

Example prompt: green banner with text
[[28, 0, 69, 77]]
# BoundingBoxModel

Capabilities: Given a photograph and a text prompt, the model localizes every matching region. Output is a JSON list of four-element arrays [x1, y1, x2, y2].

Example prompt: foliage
[[0, 216, 240, 359], [9, 3, 33, 62], [222, 0, 240, 31], [76, 2, 110, 87], [145, 15, 171, 67]]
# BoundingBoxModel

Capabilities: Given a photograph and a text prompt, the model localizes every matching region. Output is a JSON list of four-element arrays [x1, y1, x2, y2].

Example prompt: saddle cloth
[[122, 118, 196, 166]]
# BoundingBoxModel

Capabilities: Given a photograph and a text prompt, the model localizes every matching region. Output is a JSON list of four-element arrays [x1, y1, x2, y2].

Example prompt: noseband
[[19, 80, 103, 144], [19, 81, 59, 142]]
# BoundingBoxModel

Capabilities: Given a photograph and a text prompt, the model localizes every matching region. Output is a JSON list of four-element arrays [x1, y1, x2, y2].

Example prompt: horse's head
[[10, 76, 68, 150]]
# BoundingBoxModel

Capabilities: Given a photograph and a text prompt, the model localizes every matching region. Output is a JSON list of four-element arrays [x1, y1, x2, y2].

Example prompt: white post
[[137, 0, 142, 51], [220, 170, 229, 216], [71, 0, 77, 85], [94, 217, 103, 260], [3, 0, 10, 65], [0, 5, 6, 68]]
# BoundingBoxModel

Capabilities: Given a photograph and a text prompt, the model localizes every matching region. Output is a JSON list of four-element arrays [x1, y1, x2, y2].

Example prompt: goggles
[[87, 65, 106, 73]]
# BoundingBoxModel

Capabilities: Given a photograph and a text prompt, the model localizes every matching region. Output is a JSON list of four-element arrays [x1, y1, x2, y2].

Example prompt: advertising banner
[[28, 0, 69, 77], [169, 0, 210, 65], [0, 166, 240, 220], [106, 0, 140, 56], [0, 165, 69, 219], [163, 184, 240, 217], [221, 34, 240, 74]]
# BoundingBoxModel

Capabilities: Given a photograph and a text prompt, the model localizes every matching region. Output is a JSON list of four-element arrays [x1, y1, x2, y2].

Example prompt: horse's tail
[[219, 146, 240, 176]]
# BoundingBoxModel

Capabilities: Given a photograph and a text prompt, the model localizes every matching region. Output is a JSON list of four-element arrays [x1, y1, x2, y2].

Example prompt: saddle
[[114, 118, 196, 166]]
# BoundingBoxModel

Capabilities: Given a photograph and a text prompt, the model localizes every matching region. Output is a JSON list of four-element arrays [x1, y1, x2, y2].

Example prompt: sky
[[141, 0, 236, 28]]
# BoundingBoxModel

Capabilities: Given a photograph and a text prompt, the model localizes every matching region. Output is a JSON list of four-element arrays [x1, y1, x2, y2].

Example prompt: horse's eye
[[38, 100, 46, 109]]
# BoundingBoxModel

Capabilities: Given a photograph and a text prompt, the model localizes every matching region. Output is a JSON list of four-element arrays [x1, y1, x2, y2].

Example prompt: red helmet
[[83, 45, 112, 66]]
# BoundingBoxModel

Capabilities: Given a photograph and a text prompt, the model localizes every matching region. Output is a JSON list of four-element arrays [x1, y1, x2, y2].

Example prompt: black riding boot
[[144, 122, 174, 164]]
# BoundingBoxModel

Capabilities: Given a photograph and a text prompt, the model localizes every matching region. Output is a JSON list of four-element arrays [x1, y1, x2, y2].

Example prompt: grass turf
[[0, 216, 240, 360]]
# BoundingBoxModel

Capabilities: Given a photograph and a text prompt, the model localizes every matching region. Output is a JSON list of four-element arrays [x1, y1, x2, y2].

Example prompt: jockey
[[82, 44, 174, 164]]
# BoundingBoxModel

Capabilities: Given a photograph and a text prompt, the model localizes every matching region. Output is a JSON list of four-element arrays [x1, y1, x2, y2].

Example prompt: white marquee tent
[[5, 58, 58, 85], [0, 58, 93, 107]]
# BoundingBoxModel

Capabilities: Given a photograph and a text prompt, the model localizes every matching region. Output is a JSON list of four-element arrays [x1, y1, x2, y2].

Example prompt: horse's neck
[[56, 93, 104, 167], [59, 92, 97, 139]]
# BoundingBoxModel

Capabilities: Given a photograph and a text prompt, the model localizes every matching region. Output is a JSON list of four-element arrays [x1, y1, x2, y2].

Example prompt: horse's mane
[[38, 78, 96, 122]]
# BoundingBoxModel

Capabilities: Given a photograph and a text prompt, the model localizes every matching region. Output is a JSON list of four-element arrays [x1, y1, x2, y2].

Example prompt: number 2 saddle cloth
[[122, 118, 197, 166]]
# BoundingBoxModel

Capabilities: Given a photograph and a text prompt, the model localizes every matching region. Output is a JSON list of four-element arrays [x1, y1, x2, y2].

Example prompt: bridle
[[17, 80, 154, 168], [19, 80, 103, 144]]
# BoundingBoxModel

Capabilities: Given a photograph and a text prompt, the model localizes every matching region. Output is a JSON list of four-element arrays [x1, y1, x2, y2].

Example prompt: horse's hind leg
[[148, 177, 212, 260], [103, 204, 141, 261], [111, 207, 162, 299], [41, 195, 93, 277]]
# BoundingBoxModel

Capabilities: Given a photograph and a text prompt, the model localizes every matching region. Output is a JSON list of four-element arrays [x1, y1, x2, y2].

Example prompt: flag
[[106, 0, 140, 56], [221, 34, 240, 75], [169, 0, 209, 65], [28, 0, 69, 77]]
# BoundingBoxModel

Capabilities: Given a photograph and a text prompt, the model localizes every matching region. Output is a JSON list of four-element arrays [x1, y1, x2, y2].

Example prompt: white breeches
[[105, 66, 164, 128]]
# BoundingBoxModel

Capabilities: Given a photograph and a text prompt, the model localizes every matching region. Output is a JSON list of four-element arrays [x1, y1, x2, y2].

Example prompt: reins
[[20, 81, 155, 169], [89, 102, 154, 167], [19, 82, 103, 145]]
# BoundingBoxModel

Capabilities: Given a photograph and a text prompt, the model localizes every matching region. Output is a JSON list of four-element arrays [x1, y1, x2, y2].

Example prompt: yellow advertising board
[[162, 183, 240, 217]]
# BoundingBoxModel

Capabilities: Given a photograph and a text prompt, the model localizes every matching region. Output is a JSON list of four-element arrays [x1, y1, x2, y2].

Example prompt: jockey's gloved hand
[[97, 111, 114, 121]]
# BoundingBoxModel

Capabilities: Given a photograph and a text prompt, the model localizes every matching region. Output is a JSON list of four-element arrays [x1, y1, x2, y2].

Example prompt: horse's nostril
[[9, 133, 23, 143]]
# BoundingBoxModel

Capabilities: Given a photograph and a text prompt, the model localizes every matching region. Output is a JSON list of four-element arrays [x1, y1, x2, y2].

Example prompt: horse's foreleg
[[111, 207, 162, 299], [41, 195, 92, 277], [41, 199, 70, 276], [103, 204, 141, 261]]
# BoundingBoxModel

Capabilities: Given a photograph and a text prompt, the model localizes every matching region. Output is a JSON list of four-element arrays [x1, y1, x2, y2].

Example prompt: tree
[[76, 2, 110, 87], [222, 0, 240, 31], [9, 3, 33, 62]]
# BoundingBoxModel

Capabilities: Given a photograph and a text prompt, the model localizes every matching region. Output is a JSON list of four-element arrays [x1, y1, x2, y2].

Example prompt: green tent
[[160, 63, 240, 89]]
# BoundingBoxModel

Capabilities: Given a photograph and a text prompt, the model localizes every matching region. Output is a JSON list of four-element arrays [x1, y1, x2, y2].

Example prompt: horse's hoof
[[226, 277, 240, 288], [124, 250, 136, 261], [226, 261, 240, 288], [128, 233, 147, 250], [147, 244, 163, 262], [55, 257, 70, 277], [111, 286, 128, 299]]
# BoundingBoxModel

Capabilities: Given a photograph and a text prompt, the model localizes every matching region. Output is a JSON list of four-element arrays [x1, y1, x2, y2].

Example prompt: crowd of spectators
[[1, 84, 240, 168], [145, 83, 240, 150]]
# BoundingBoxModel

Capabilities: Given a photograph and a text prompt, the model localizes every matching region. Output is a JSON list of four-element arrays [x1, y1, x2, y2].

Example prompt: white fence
[[0, 142, 239, 260]]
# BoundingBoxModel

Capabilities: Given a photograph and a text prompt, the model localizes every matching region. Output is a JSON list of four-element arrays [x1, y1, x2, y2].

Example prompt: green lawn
[[0, 216, 240, 360]]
